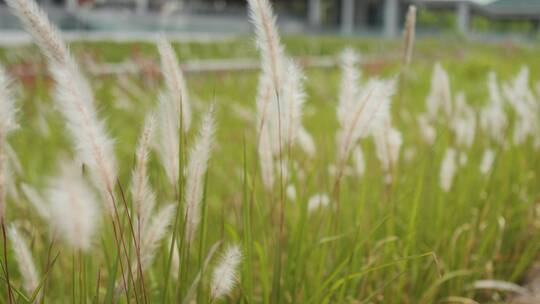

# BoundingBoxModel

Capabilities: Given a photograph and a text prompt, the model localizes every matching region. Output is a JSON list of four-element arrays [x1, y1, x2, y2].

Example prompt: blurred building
[[1, 0, 539, 36]]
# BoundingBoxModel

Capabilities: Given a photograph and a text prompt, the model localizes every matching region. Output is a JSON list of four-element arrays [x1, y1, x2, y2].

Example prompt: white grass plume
[[131, 112, 157, 239], [296, 126, 316, 158], [47, 164, 100, 251], [0, 65, 18, 223], [184, 109, 215, 242], [258, 120, 275, 191], [157, 92, 180, 187], [8, 225, 40, 299], [8, 0, 117, 212], [247, 0, 285, 95], [5, 0, 68, 65], [307, 193, 330, 213], [210, 245, 242, 300], [157, 38, 191, 131], [279, 58, 307, 153], [139, 203, 175, 271], [402, 5, 417, 67], [337, 78, 395, 165], [337, 49, 361, 127], [440, 147, 457, 192], [480, 148, 496, 175], [426, 63, 452, 119], [352, 146, 365, 177], [451, 92, 476, 148], [480, 72, 507, 145], [503, 67, 539, 145], [0, 65, 18, 137], [373, 122, 402, 179]]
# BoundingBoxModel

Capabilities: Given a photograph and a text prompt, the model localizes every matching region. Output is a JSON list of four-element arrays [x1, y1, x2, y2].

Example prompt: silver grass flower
[[47, 164, 100, 251], [247, 0, 285, 95], [210, 245, 242, 300], [440, 147, 457, 192], [337, 78, 395, 166], [8, 0, 117, 212], [8, 225, 40, 299], [426, 63, 452, 119], [157, 38, 191, 131], [0, 65, 18, 223], [157, 92, 180, 187], [131, 112, 157, 239], [184, 109, 215, 242], [402, 5, 417, 67]]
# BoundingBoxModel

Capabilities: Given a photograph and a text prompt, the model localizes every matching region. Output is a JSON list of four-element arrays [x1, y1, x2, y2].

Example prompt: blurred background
[[1, 0, 540, 41]]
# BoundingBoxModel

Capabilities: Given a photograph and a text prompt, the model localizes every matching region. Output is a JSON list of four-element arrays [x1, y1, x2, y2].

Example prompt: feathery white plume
[[337, 49, 361, 126], [258, 122, 275, 191], [0, 65, 18, 223], [352, 146, 365, 177], [8, 0, 117, 212], [402, 5, 417, 67], [480, 148, 496, 175], [278, 58, 307, 153], [131, 112, 157, 238], [426, 63, 452, 119], [337, 78, 395, 165], [210, 245, 242, 300], [157, 38, 191, 131], [247, 0, 285, 95], [184, 109, 215, 242], [296, 126, 316, 158], [157, 93, 180, 187], [503, 67, 539, 145], [450, 92, 476, 149], [8, 225, 40, 299], [286, 184, 297, 201], [5, 0, 68, 65], [47, 164, 100, 251], [0, 65, 17, 136], [373, 122, 402, 178], [480, 72, 507, 145], [307, 193, 330, 213], [139, 203, 176, 271], [440, 147, 457, 192]]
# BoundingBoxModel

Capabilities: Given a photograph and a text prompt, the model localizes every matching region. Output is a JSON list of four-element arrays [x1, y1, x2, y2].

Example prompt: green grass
[[1, 36, 539, 303]]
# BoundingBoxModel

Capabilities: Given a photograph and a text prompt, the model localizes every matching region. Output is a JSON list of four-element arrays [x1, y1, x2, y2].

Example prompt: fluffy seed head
[[157, 37, 191, 131], [440, 147, 457, 192], [184, 109, 215, 242], [139, 203, 176, 271], [247, 0, 285, 95], [211, 245, 242, 300], [131, 112, 157, 237], [157, 92, 180, 186], [8, 225, 40, 299], [8, 0, 117, 211], [426, 63, 452, 119], [337, 78, 395, 165], [480, 148, 496, 175], [47, 164, 100, 251], [0, 65, 18, 223], [402, 5, 417, 67], [0, 65, 18, 137], [308, 193, 330, 213]]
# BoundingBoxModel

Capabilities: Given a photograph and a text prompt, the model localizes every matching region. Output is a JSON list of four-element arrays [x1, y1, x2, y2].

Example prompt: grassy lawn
[[1, 34, 539, 303]]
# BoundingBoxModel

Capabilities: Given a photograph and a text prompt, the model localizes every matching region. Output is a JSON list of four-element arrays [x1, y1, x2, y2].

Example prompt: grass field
[[1, 6, 540, 303]]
